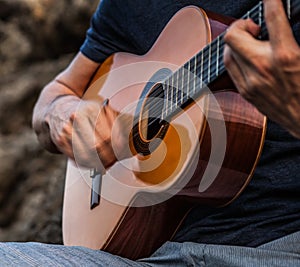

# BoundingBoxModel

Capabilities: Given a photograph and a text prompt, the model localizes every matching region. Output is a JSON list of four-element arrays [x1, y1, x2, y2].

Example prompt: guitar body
[[63, 6, 266, 259]]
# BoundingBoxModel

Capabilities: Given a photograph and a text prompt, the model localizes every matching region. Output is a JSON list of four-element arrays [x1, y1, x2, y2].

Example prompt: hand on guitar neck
[[224, 0, 300, 138]]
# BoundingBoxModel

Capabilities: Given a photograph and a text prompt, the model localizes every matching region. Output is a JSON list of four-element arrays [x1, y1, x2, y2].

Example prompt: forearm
[[32, 80, 80, 153], [32, 52, 100, 154]]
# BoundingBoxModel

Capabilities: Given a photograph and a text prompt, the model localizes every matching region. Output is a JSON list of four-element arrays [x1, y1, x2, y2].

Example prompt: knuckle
[[243, 78, 260, 101], [274, 49, 298, 67], [224, 29, 234, 43], [61, 123, 71, 135], [53, 124, 72, 148], [69, 111, 76, 121], [96, 138, 111, 154], [54, 135, 65, 147], [102, 136, 112, 146], [255, 58, 273, 76]]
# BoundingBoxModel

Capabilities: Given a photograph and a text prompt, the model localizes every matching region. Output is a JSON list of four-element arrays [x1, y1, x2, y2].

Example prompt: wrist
[[45, 95, 80, 123], [34, 95, 80, 154]]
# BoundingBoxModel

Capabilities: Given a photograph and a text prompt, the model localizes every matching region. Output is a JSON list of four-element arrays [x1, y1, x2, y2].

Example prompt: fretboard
[[160, 0, 298, 121]]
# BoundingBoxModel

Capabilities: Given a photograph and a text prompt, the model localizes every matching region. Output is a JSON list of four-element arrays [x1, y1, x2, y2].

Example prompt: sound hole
[[132, 83, 169, 156], [140, 83, 165, 141], [132, 68, 172, 156]]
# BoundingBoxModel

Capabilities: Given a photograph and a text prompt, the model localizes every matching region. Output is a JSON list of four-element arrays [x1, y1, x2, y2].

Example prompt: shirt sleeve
[[79, 0, 178, 63], [80, 0, 138, 63]]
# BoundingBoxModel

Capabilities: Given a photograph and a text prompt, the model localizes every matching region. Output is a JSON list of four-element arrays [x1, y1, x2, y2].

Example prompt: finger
[[94, 106, 117, 151], [97, 144, 116, 168], [263, 0, 297, 49], [71, 128, 99, 168], [102, 102, 118, 129], [225, 19, 261, 41], [224, 19, 261, 61], [223, 45, 248, 94]]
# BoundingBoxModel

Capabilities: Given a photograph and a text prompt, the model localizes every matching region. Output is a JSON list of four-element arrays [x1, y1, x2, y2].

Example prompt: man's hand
[[46, 96, 131, 170], [223, 0, 300, 138], [32, 52, 131, 170]]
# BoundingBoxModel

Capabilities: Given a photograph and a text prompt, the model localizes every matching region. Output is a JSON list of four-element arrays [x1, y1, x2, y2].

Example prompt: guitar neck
[[161, 0, 300, 121]]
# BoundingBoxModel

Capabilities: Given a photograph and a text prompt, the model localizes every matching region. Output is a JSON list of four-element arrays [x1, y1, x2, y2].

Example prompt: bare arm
[[223, 0, 300, 138], [32, 52, 128, 169], [32, 52, 100, 156]]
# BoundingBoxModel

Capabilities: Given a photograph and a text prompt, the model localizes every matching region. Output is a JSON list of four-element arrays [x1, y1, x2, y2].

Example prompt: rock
[[0, 130, 66, 244], [0, 0, 98, 74], [0, 56, 72, 243], [0, 55, 73, 135], [0, 0, 98, 244]]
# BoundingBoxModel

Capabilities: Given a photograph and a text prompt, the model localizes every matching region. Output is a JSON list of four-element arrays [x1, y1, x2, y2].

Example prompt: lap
[[1, 231, 300, 266], [0, 242, 142, 267], [144, 231, 300, 266]]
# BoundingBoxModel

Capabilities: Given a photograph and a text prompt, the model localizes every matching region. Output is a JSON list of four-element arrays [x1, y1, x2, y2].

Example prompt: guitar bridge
[[90, 168, 103, 210]]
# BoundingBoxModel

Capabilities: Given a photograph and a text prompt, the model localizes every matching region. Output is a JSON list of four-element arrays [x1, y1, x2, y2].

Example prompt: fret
[[183, 56, 193, 99], [249, 6, 256, 20], [161, 85, 164, 120], [243, 4, 255, 20], [257, 2, 263, 39], [208, 38, 218, 81], [200, 51, 204, 88], [164, 80, 169, 119], [175, 70, 179, 108], [247, 10, 251, 19], [287, 0, 291, 19], [193, 55, 197, 94], [169, 72, 174, 112], [181, 67, 184, 105], [254, 7, 261, 24], [169, 75, 174, 115], [188, 54, 196, 72], [201, 38, 222, 86], [216, 36, 220, 77], [187, 60, 191, 99], [218, 38, 225, 74], [183, 65, 189, 104], [258, 2, 262, 27], [160, 0, 300, 121], [207, 43, 211, 84], [203, 45, 211, 86]]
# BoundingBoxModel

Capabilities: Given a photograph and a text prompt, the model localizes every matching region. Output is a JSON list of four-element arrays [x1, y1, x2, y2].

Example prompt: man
[[0, 0, 299, 265]]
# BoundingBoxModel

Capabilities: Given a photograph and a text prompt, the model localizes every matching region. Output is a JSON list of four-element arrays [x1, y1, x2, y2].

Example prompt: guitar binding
[[131, 79, 170, 156]]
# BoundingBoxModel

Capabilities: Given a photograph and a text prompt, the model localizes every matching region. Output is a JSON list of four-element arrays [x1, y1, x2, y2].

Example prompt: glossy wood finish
[[63, 6, 266, 259], [104, 196, 193, 259]]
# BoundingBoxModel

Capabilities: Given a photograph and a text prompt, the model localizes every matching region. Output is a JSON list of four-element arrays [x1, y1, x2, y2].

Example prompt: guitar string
[[168, 0, 300, 97], [106, 0, 299, 149], [134, 0, 300, 125], [131, 0, 300, 149], [127, 3, 266, 142], [134, 29, 267, 130], [164, 6, 266, 101], [102, 1, 293, 145], [138, 7, 264, 123]]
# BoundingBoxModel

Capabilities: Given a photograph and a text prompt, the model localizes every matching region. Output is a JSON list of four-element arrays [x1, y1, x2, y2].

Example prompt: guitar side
[[62, 6, 266, 260]]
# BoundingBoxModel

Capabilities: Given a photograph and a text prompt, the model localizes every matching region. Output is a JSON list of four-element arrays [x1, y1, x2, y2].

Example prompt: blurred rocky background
[[0, 0, 98, 244]]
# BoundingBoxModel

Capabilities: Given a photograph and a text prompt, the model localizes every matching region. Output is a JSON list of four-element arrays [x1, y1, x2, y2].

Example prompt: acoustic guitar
[[63, 1, 299, 260]]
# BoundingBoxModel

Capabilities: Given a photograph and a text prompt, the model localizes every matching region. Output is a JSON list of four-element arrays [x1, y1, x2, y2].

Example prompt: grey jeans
[[0, 231, 299, 266]]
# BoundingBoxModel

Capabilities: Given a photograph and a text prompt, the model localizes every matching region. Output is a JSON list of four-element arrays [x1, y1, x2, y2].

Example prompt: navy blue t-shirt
[[80, 0, 300, 247]]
